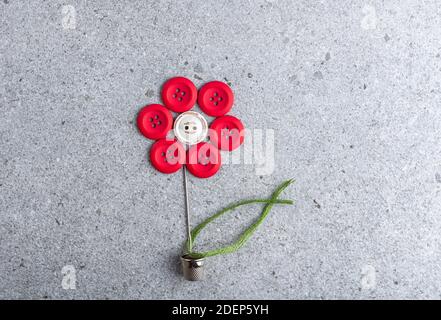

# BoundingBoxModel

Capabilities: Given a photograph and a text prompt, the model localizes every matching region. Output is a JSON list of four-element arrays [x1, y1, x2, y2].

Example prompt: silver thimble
[[181, 255, 205, 281]]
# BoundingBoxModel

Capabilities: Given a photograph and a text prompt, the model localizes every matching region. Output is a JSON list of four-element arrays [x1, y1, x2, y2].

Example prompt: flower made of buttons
[[137, 76, 245, 178]]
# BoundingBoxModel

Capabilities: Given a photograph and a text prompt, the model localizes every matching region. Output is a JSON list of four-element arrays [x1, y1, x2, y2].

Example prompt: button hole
[[151, 124, 156, 128], [172, 94, 177, 98], [175, 88, 180, 93], [181, 91, 185, 96], [149, 117, 154, 122], [214, 92, 218, 97], [178, 97, 183, 101]]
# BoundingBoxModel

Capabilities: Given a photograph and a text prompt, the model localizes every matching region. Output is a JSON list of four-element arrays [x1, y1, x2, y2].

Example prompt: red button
[[161, 77, 197, 112], [209, 115, 245, 151], [186, 142, 221, 178], [137, 104, 173, 140], [198, 81, 234, 117], [150, 139, 185, 174]]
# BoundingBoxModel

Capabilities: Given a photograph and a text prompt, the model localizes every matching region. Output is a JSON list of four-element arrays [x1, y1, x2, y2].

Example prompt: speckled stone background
[[1, 0, 441, 300]]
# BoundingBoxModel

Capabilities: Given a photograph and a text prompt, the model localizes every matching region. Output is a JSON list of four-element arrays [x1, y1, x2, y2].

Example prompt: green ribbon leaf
[[185, 179, 294, 258]]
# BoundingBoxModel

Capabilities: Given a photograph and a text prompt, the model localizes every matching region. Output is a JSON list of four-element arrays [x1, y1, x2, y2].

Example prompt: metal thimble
[[181, 255, 205, 281]]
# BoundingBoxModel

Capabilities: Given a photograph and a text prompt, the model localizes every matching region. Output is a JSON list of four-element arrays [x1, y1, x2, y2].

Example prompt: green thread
[[184, 179, 294, 259]]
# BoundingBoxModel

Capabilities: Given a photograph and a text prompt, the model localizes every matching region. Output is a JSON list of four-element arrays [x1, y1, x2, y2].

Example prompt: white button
[[173, 111, 208, 145]]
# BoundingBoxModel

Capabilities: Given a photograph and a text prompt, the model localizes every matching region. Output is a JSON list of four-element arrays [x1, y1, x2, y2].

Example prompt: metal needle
[[183, 166, 192, 251]]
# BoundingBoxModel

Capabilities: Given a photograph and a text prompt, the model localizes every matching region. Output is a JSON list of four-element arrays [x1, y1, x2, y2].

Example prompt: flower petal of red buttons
[[162, 77, 198, 113], [186, 142, 221, 178], [198, 81, 234, 117], [137, 104, 173, 140], [209, 115, 245, 151], [150, 139, 186, 174]]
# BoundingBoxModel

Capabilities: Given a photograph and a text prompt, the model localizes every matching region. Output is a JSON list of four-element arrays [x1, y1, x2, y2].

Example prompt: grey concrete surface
[[1, 0, 441, 299]]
